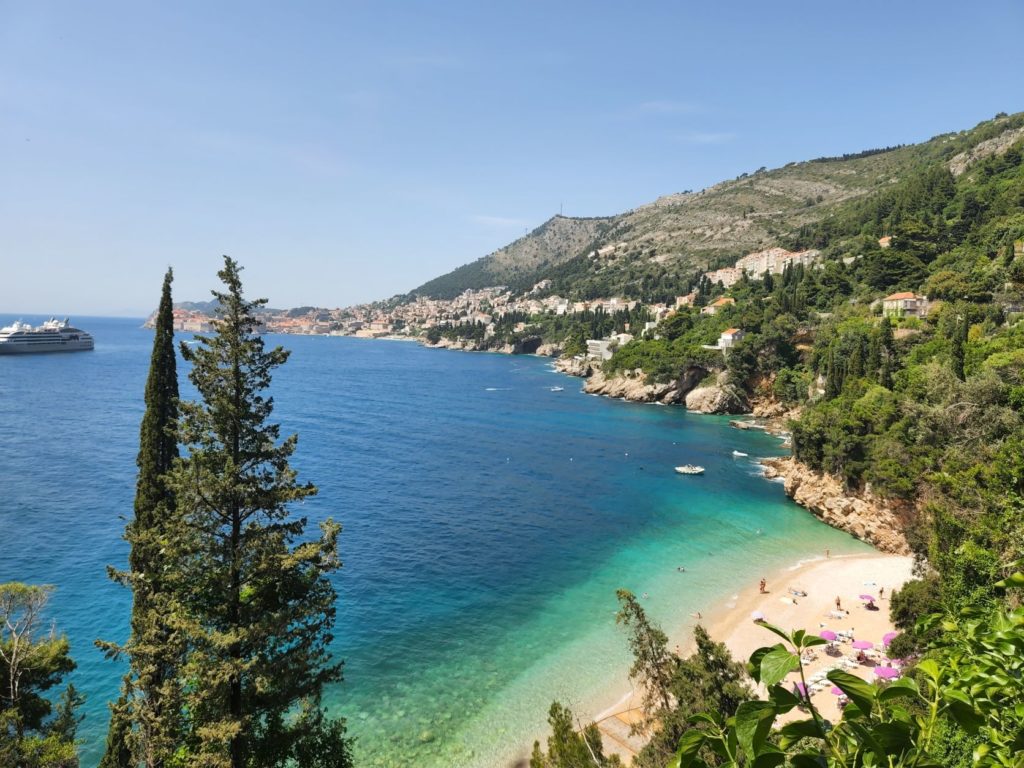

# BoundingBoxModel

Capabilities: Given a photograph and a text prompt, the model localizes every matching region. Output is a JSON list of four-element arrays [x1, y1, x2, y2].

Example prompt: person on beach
[[825, 548, 830, 559], [691, 611, 702, 619], [879, 586, 885, 599], [759, 578, 767, 594]]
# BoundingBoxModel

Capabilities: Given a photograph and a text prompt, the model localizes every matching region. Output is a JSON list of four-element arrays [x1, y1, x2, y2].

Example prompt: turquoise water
[[0, 317, 870, 766]]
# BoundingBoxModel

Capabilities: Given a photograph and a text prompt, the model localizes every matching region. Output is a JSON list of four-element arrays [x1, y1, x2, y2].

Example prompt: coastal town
[[164, 239, 938, 365]]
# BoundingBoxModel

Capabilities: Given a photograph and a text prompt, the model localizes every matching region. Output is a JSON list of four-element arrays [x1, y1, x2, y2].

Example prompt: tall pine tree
[[100, 267, 184, 768], [168, 257, 350, 767]]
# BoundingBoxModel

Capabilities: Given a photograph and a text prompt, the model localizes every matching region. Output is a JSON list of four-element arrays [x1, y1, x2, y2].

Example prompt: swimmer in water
[[676, 566, 687, 572]]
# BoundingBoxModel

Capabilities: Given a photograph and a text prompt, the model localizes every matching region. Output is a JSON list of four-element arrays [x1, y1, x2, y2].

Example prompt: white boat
[[0, 318, 94, 354], [550, 386, 564, 392], [674, 465, 705, 475], [732, 450, 748, 457]]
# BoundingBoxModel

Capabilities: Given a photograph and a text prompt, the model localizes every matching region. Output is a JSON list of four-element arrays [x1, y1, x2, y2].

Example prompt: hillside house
[[701, 296, 736, 316], [676, 292, 697, 308], [882, 292, 928, 318], [718, 328, 745, 349], [706, 266, 743, 287]]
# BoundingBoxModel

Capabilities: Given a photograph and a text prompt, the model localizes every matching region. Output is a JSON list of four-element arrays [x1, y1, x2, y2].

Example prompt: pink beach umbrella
[[859, 594, 876, 602], [875, 666, 900, 680], [851, 640, 873, 650], [751, 610, 766, 622], [793, 682, 808, 698], [882, 631, 898, 646], [819, 630, 838, 641], [830, 686, 845, 696]]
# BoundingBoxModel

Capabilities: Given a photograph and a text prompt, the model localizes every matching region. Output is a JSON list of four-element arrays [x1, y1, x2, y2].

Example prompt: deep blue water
[[0, 316, 869, 766]]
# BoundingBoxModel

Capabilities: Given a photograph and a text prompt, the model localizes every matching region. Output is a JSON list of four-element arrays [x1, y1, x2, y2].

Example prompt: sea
[[0, 316, 871, 767]]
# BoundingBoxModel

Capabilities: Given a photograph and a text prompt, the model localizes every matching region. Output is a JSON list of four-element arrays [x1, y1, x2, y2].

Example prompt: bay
[[0, 316, 870, 766]]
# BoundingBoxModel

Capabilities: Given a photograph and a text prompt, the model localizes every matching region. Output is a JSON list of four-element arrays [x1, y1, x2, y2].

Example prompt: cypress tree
[[100, 267, 184, 768], [168, 257, 350, 767], [879, 316, 896, 389], [952, 312, 968, 381]]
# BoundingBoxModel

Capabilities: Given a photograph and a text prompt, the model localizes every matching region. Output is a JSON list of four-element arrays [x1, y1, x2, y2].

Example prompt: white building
[[586, 339, 615, 361], [882, 292, 929, 318], [718, 328, 745, 349]]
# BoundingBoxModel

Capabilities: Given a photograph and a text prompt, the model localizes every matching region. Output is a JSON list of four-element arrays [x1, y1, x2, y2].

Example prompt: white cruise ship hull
[[0, 318, 95, 354], [0, 338, 94, 354]]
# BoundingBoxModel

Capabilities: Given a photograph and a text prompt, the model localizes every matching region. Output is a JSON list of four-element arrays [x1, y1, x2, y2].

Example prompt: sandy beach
[[590, 552, 914, 763]]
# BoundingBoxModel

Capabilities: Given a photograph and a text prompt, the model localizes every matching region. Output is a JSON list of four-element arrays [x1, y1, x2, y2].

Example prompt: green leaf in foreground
[[826, 670, 876, 716], [734, 700, 776, 759], [670, 728, 707, 768], [759, 647, 800, 687]]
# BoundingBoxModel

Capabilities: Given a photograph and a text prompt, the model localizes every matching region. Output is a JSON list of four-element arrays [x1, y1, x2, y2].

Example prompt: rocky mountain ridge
[[406, 114, 1024, 303]]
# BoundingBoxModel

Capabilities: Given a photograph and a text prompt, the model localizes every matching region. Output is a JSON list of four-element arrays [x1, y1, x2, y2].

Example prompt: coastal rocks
[[684, 372, 748, 414], [427, 338, 480, 352], [581, 370, 687, 403], [534, 342, 563, 357], [553, 356, 593, 378], [761, 457, 912, 555]]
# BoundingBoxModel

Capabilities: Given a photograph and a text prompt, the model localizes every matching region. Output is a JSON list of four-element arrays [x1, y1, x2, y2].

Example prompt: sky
[[2, 1, 1022, 316]]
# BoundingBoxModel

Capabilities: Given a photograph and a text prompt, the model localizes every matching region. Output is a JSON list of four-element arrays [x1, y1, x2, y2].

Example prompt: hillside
[[410, 215, 613, 299], [409, 113, 1024, 303]]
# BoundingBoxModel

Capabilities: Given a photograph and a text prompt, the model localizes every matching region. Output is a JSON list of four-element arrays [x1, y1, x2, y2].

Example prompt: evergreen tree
[[634, 625, 750, 768], [0, 583, 81, 768], [168, 257, 350, 767], [614, 590, 676, 735], [951, 311, 968, 381], [100, 268, 184, 768], [529, 702, 621, 768], [879, 316, 895, 389]]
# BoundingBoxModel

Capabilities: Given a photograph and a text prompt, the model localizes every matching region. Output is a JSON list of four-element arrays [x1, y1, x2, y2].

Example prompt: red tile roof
[[884, 292, 917, 301]]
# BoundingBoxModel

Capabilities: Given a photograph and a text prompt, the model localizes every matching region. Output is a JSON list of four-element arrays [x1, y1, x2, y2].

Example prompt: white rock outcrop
[[761, 457, 913, 554]]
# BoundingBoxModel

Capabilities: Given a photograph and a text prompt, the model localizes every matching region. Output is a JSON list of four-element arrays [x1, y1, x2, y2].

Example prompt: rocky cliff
[[553, 359, 753, 413], [683, 371, 749, 414], [581, 369, 689, 404], [761, 457, 913, 554]]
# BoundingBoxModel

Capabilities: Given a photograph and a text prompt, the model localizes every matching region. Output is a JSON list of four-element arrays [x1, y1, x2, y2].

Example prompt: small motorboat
[[674, 465, 705, 475], [732, 450, 748, 457], [550, 386, 564, 392]]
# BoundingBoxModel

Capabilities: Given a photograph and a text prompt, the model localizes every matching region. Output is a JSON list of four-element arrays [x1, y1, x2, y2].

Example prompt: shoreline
[[582, 551, 913, 764]]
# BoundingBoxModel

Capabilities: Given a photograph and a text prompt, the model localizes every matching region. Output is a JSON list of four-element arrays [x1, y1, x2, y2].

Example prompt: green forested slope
[[533, 113, 1024, 768]]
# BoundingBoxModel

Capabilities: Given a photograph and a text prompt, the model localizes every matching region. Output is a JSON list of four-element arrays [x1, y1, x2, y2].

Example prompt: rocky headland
[[760, 457, 913, 554], [554, 358, 749, 414]]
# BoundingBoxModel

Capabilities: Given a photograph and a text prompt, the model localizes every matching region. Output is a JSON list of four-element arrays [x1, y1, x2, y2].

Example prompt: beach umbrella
[[875, 666, 900, 680], [882, 631, 898, 646], [751, 610, 766, 622], [859, 594, 876, 602], [851, 640, 873, 650], [830, 686, 844, 696], [792, 682, 807, 698], [819, 630, 837, 641]]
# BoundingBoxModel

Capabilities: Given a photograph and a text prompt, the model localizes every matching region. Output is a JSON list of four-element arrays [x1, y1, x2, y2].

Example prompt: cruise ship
[[0, 318, 95, 354]]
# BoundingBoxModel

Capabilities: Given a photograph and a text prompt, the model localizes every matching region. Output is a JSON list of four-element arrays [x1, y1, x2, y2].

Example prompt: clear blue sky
[[2, 1, 1022, 316]]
